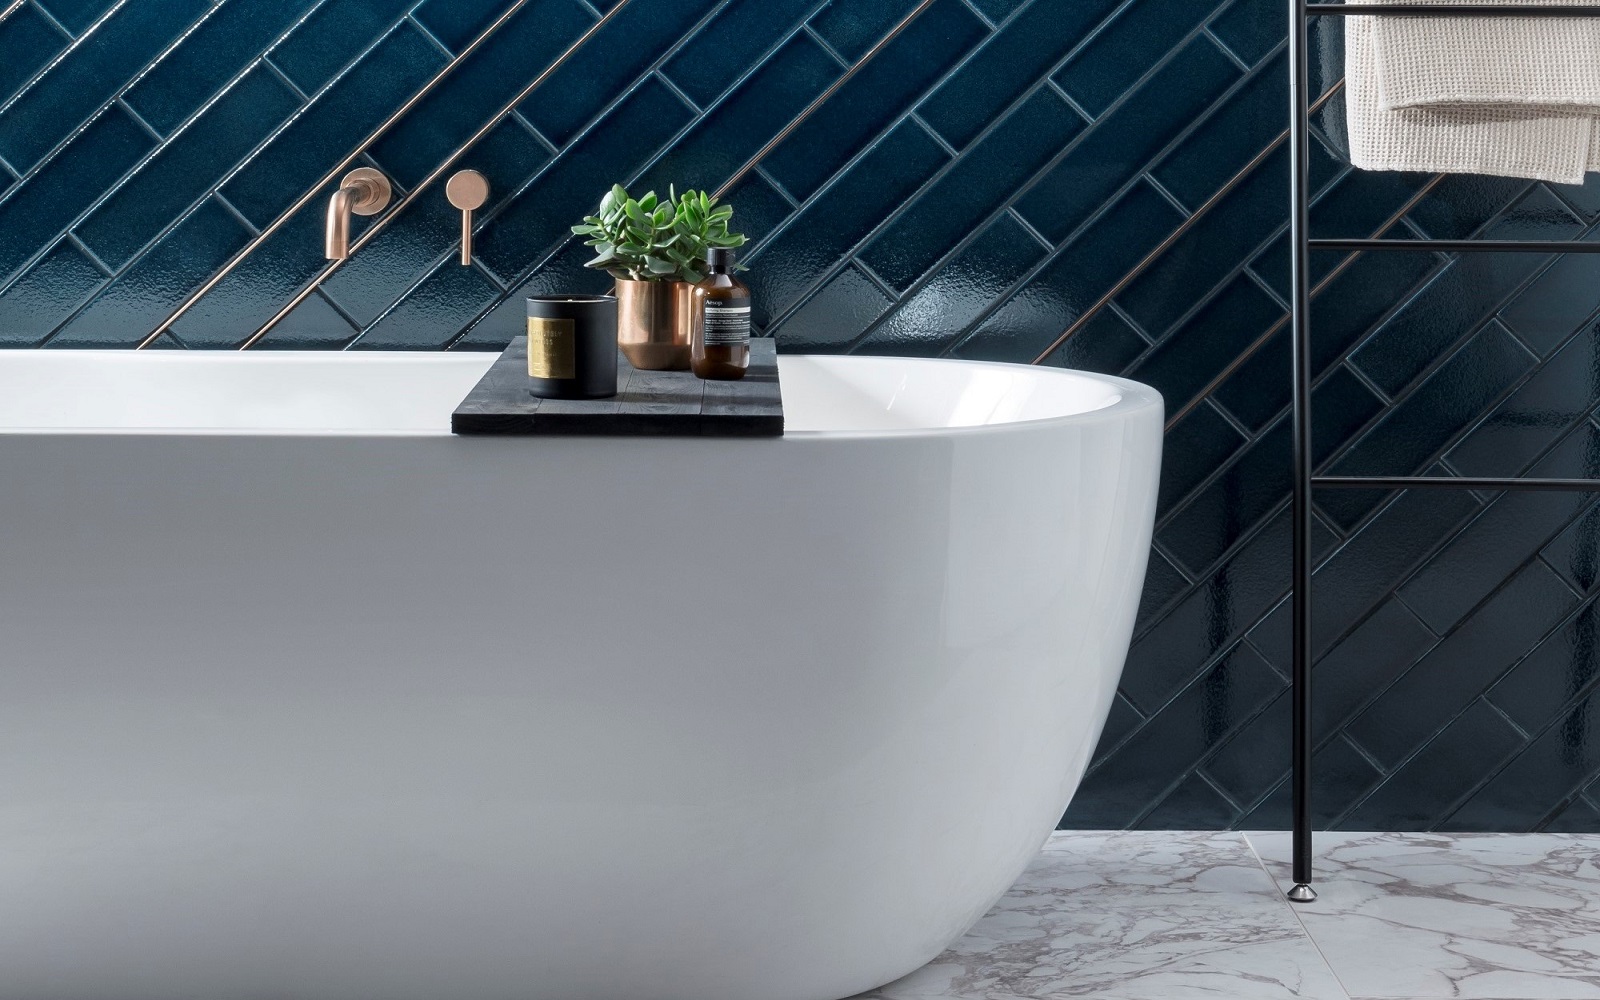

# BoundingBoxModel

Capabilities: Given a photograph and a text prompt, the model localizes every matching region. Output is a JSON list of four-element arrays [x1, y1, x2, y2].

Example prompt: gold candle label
[[527, 317, 575, 380]]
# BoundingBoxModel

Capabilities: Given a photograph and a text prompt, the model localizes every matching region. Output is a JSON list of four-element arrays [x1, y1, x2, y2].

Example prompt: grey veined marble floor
[[856, 831, 1600, 1000]]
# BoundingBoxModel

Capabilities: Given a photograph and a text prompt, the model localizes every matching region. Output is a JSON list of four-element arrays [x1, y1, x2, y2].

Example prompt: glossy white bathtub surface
[[0, 352, 1162, 1000]]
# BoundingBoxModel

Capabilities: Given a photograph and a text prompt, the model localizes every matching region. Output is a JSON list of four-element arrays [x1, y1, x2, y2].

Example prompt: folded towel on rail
[[1346, 0, 1600, 183]]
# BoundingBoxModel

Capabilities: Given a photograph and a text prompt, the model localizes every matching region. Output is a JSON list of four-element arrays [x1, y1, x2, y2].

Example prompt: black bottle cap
[[705, 246, 737, 269]]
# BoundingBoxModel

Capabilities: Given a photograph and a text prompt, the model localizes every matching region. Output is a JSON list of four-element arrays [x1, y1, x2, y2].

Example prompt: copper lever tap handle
[[445, 170, 490, 266]]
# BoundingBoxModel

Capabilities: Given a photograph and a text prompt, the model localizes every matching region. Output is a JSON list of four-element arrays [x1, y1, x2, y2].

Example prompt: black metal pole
[[1287, 0, 1317, 905]]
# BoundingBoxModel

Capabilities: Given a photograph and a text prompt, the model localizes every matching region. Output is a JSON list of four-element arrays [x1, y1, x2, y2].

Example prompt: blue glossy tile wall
[[1, 0, 1598, 831]]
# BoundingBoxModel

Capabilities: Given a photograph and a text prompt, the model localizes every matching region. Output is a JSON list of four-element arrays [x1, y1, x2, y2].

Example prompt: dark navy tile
[[1159, 366, 1383, 575], [711, 171, 794, 247], [855, 214, 1045, 356], [1234, 734, 1387, 830], [1055, 0, 1218, 120], [1126, 274, 1282, 411], [859, 87, 1083, 292], [1347, 251, 1546, 398], [1118, 152, 1287, 339], [1349, 560, 1576, 770], [661, 0, 821, 108], [1015, 36, 1240, 245], [0, 3, 68, 108], [33, 0, 114, 35], [1134, 773, 1239, 830], [1352, 192, 1582, 397], [1119, 508, 1334, 713], [1135, 546, 1190, 634], [1067, 643, 1279, 828], [744, 118, 947, 324], [368, 0, 590, 190], [452, 240, 610, 350], [0, 0, 208, 171], [807, 0, 921, 63], [268, 0, 405, 95], [917, 0, 1118, 150], [124, 0, 311, 135], [349, 262, 502, 349], [1235, 136, 1355, 295], [1406, 173, 1536, 240], [77, 66, 300, 269], [224, 22, 447, 228], [1251, 485, 1482, 657], [769, 264, 893, 352], [0, 105, 152, 283], [1153, 400, 1245, 520], [1551, 171, 1600, 221], [1347, 700, 1524, 831], [48, 198, 253, 348], [763, 0, 984, 202], [1544, 497, 1600, 594], [247, 290, 359, 350], [1499, 249, 1600, 357], [1448, 325, 1600, 477], [966, 0, 1027, 23], [958, 180, 1186, 362], [517, 0, 718, 148], [476, 75, 695, 284], [1214, 251, 1438, 432], [1150, 52, 1284, 211], [1208, 599, 1435, 808], [1487, 599, 1600, 736], [413, 0, 514, 53], [1324, 322, 1535, 529], [167, 200, 330, 347], [1037, 304, 1147, 375], [1404, 433, 1600, 634], [0, 238, 105, 346], [1089, 693, 1146, 768], [637, 31, 841, 196], [1207, 0, 1279, 67], [1542, 794, 1600, 832], [328, 118, 549, 326], [1446, 700, 1600, 832]]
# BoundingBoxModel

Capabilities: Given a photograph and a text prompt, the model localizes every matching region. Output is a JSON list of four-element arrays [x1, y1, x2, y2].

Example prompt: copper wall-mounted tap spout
[[325, 168, 392, 260]]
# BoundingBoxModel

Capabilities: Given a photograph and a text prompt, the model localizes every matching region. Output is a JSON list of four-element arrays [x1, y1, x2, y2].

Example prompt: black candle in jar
[[526, 295, 618, 399]]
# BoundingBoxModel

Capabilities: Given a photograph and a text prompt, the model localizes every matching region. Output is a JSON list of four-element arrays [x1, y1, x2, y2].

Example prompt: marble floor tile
[[857, 830, 1346, 1000], [1250, 831, 1600, 1000]]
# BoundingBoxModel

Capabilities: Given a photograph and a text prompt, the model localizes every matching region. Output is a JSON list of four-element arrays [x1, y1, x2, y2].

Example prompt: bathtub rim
[[0, 350, 1163, 440]]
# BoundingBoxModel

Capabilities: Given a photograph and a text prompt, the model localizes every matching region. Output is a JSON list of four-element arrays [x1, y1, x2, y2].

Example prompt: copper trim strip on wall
[[1160, 173, 1444, 433], [135, 0, 540, 350], [236, 0, 633, 350], [255, 0, 925, 350], [1029, 80, 1347, 366], [712, 0, 939, 199]]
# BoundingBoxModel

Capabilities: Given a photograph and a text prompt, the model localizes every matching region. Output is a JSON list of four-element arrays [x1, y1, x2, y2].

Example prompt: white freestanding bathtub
[[0, 351, 1161, 1000]]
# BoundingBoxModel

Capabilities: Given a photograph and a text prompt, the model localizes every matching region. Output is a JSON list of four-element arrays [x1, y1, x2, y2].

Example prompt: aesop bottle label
[[702, 304, 751, 346], [527, 317, 575, 380]]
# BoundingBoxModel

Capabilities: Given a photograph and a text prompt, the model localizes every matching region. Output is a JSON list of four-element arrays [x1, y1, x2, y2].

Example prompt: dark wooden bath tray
[[451, 337, 783, 437]]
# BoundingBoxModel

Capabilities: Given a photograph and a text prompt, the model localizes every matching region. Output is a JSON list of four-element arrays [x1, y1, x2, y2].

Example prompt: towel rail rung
[[1308, 4, 1600, 15], [1315, 476, 1600, 491], [1310, 238, 1600, 252]]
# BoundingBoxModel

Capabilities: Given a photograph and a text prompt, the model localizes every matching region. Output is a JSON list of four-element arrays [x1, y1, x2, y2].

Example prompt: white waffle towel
[[1346, 0, 1600, 183]]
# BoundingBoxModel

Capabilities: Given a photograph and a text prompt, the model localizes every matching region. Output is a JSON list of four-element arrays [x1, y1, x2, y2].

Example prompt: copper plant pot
[[614, 278, 695, 371]]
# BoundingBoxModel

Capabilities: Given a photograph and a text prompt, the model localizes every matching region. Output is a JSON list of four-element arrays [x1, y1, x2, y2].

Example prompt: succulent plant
[[572, 184, 745, 284]]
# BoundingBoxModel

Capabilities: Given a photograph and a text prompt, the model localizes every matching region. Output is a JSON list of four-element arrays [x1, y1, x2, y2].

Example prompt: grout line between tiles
[[1242, 832, 1355, 1000]]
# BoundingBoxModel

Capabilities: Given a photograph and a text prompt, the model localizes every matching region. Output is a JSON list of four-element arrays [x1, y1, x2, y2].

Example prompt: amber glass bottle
[[691, 247, 750, 380]]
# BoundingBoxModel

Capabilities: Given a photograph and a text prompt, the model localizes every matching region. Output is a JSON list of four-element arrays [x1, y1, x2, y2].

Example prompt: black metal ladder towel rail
[[1287, 0, 1600, 904]]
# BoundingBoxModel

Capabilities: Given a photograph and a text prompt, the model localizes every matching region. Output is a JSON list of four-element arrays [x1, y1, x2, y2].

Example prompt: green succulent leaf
[[574, 183, 747, 282]]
